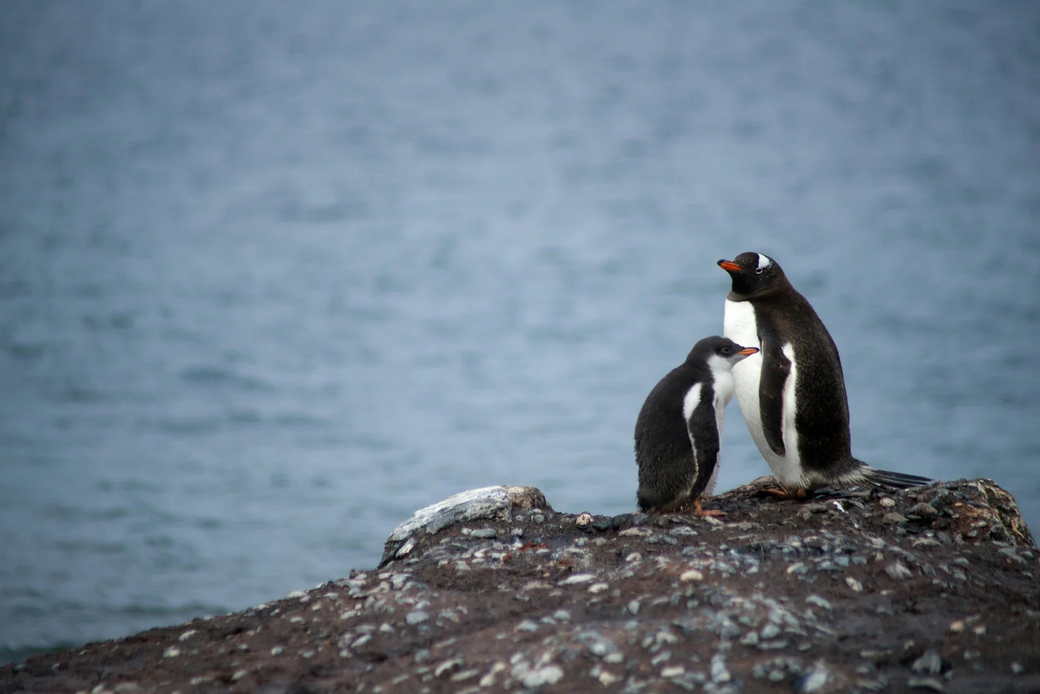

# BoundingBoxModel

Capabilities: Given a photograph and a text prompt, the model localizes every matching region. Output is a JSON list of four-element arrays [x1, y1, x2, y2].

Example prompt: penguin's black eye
[[754, 267, 765, 275], [720, 346, 733, 355]]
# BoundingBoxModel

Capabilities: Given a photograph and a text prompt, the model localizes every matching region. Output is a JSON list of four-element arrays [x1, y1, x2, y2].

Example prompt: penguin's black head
[[717, 252, 788, 299], [687, 336, 758, 368]]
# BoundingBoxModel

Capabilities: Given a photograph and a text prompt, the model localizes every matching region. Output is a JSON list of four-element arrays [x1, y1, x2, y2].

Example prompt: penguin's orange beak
[[738, 347, 759, 356], [717, 260, 741, 272]]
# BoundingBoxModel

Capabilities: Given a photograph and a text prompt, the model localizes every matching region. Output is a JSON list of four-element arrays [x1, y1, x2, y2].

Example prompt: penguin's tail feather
[[865, 466, 933, 489]]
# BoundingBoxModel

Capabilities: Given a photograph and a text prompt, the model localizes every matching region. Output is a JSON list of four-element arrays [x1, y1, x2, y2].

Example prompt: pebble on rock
[[908, 503, 939, 519], [911, 649, 943, 675], [479, 662, 506, 687], [885, 562, 913, 580], [797, 663, 830, 693], [806, 595, 832, 610], [434, 658, 464, 678], [522, 665, 564, 687], [906, 677, 946, 692], [406, 610, 429, 625], [711, 653, 731, 683]]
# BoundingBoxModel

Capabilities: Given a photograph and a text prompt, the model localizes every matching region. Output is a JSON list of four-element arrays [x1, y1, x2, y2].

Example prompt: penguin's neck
[[723, 298, 759, 350], [705, 355, 735, 405]]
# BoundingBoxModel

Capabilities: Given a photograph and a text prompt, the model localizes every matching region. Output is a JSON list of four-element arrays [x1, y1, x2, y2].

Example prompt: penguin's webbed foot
[[758, 486, 808, 500], [692, 498, 726, 517]]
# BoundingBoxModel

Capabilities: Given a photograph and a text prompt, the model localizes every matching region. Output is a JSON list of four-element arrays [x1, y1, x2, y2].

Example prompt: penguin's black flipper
[[866, 467, 932, 489], [758, 339, 790, 457], [686, 394, 720, 500]]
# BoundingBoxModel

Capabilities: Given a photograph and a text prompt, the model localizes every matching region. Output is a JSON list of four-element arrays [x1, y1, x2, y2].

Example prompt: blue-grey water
[[1, 0, 1038, 664]]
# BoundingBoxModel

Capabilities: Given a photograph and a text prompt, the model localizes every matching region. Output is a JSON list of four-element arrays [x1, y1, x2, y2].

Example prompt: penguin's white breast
[[722, 298, 763, 435], [723, 299, 759, 349]]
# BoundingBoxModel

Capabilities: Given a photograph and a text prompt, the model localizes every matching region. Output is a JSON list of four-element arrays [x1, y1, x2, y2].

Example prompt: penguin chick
[[718, 251, 931, 494], [635, 336, 758, 515]]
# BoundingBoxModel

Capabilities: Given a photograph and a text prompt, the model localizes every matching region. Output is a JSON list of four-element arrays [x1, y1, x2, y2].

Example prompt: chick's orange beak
[[717, 260, 741, 272], [738, 347, 759, 356]]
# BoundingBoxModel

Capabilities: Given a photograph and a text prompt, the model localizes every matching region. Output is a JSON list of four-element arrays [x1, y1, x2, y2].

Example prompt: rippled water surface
[[2, 0, 1038, 663]]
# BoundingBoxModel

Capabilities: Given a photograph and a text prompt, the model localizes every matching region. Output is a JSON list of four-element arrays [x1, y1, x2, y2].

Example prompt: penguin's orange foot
[[693, 499, 726, 517]]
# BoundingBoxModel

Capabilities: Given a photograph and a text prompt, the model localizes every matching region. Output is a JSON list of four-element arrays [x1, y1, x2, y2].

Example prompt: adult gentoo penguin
[[635, 336, 758, 515], [717, 252, 929, 494]]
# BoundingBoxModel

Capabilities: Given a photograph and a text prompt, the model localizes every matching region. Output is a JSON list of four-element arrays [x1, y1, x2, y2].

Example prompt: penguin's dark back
[[756, 288, 854, 469], [634, 363, 702, 465]]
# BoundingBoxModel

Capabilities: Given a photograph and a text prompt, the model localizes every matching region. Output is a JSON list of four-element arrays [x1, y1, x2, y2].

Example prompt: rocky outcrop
[[381, 485, 549, 567], [2, 479, 1038, 693]]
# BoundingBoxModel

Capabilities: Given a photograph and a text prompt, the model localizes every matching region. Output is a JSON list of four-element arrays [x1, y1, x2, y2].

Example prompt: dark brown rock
[[2, 478, 1038, 693]]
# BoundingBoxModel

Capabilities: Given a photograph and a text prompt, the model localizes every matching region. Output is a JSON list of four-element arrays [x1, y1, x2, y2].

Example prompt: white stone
[[619, 527, 650, 537], [386, 486, 545, 542], [522, 665, 564, 687], [711, 653, 731, 682], [806, 594, 832, 610]]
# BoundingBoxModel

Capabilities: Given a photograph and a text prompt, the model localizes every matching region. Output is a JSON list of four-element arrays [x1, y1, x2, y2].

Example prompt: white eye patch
[[756, 253, 772, 271]]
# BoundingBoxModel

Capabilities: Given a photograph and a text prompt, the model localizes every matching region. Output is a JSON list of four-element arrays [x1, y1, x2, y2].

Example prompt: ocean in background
[[1, 0, 1038, 664]]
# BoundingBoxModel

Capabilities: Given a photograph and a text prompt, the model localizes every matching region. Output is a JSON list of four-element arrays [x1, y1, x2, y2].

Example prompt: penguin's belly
[[723, 300, 804, 488]]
